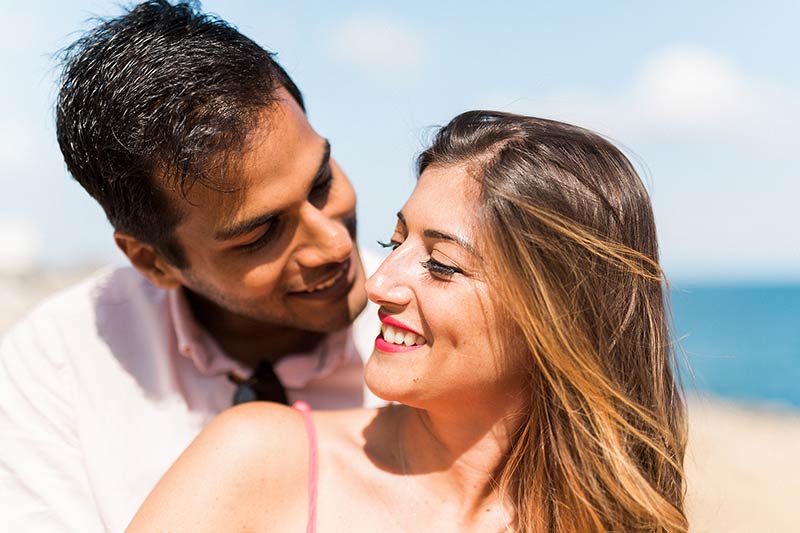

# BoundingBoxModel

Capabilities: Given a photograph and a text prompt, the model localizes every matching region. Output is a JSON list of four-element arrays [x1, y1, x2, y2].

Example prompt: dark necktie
[[228, 361, 289, 405]]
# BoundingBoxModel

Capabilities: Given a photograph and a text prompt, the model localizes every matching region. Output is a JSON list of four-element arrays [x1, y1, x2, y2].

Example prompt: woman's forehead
[[410, 165, 480, 214], [398, 165, 485, 252]]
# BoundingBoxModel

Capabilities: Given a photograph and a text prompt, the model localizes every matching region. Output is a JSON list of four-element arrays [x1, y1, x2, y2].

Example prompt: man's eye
[[309, 168, 333, 207], [238, 221, 277, 252]]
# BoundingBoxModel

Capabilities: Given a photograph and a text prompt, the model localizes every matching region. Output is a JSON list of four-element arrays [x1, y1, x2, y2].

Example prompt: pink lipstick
[[375, 310, 427, 353], [378, 310, 423, 336]]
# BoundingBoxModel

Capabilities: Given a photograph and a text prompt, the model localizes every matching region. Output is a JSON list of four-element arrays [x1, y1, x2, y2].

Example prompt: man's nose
[[294, 203, 353, 267]]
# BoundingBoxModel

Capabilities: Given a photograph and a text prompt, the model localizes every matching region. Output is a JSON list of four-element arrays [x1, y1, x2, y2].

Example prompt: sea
[[670, 284, 800, 409]]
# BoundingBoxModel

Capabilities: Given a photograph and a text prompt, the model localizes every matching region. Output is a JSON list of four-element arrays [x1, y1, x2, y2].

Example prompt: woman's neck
[[397, 393, 527, 525]]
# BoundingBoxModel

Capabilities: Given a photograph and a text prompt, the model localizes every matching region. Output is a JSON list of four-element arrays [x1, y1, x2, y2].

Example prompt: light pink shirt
[[0, 264, 381, 532]]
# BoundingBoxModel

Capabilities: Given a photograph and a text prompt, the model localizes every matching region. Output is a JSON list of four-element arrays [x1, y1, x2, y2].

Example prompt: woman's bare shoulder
[[128, 402, 309, 532], [214, 401, 311, 452], [192, 401, 312, 476]]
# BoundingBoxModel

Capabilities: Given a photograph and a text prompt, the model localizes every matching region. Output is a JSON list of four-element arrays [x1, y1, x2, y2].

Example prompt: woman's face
[[365, 164, 525, 408]]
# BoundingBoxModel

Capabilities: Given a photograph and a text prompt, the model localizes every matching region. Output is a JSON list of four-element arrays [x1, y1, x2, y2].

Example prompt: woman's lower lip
[[374, 336, 423, 353]]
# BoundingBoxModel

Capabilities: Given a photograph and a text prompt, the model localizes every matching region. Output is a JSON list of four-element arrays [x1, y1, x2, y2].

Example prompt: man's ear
[[114, 231, 183, 290]]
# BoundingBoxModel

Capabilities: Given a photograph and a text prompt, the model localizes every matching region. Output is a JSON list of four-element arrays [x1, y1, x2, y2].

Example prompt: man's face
[[167, 89, 367, 333]]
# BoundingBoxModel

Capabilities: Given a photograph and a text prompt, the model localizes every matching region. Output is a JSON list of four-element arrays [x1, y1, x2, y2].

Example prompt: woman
[[128, 111, 688, 532]]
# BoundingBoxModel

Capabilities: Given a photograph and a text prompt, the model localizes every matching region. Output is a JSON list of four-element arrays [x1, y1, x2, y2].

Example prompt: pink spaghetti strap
[[292, 401, 318, 533]]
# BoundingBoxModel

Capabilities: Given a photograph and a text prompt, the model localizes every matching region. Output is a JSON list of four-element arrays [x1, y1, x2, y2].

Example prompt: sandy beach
[[2, 271, 798, 532], [685, 396, 800, 532]]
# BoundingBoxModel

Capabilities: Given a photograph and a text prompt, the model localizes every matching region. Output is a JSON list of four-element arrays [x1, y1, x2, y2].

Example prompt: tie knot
[[228, 361, 289, 406]]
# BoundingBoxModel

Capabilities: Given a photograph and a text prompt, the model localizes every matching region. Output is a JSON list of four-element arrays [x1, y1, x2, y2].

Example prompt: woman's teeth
[[307, 270, 343, 292], [380, 324, 427, 346]]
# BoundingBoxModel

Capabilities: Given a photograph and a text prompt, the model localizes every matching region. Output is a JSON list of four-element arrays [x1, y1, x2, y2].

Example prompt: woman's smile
[[375, 310, 428, 352]]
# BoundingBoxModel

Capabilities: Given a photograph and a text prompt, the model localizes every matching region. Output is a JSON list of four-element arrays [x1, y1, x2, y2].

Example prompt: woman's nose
[[365, 251, 414, 308]]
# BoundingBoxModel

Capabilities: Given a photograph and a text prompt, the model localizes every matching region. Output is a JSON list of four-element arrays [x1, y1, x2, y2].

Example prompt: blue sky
[[1, 0, 798, 282]]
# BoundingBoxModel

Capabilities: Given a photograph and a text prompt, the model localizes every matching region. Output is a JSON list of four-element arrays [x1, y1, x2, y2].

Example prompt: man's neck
[[184, 289, 325, 369]]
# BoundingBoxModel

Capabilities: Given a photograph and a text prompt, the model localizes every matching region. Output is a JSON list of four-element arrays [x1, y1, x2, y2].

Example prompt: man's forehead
[[172, 98, 326, 234], [184, 89, 316, 188]]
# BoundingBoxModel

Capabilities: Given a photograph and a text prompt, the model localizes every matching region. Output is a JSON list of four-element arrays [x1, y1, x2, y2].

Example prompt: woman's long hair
[[418, 111, 687, 532]]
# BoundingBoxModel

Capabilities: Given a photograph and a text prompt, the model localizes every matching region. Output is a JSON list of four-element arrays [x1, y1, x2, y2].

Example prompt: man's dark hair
[[56, 0, 304, 267]]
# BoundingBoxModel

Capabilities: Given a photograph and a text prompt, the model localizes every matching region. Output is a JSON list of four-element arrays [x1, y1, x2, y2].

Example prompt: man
[[0, 1, 379, 531]]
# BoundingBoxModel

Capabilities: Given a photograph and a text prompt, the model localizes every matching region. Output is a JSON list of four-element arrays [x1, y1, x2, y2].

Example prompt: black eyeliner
[[421, 258, 462, 277]]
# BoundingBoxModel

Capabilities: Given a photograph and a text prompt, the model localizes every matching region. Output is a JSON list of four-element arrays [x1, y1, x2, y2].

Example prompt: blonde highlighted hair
[[418, 112, 687, 532]]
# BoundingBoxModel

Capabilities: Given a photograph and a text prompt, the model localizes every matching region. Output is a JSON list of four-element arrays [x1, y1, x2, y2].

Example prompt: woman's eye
[[421, 258, 463, 279], [377, 239, 401, 251]]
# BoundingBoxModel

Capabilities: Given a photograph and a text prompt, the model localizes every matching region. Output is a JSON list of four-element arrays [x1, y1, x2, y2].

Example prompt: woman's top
[[293, 400, 318, 533]]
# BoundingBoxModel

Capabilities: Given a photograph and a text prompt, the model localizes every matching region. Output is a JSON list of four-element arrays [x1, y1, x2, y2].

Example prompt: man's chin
[[299, 302, 364, 333], [289, 272, 368, 332]]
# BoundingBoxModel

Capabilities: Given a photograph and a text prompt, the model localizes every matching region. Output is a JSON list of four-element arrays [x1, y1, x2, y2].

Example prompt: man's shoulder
[[7, 266, 162, 328], [2, 265, 169, 357]]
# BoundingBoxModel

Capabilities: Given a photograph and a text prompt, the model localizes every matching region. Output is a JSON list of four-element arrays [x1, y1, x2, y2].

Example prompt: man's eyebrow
[[214, 211, 277, 241], [423, 229, 480, 258]]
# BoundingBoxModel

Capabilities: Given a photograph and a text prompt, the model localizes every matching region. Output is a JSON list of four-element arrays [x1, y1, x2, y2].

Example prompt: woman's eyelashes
[[421, 258, 463, 279], [378, 237, 463, 280], [377, 239, 401, 251]]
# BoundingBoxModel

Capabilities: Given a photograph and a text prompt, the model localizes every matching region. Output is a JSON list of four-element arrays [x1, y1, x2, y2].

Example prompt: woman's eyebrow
[[423, 228, 480, 258], [398, 210, 481, 258]]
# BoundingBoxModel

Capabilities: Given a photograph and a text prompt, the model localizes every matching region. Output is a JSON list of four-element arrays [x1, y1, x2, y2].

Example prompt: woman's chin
[[364, 354, 420, 405]]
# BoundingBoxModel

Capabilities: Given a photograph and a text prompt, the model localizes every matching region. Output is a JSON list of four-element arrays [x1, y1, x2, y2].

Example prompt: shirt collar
[[273, 327, 354, 389], [168, 287, 248, 377]]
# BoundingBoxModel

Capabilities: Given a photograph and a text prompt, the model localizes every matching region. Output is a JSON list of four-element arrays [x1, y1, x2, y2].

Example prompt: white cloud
[[487, 46, 796, 143], [329, 14, 428, 83], [0, 217, 44, 275], [478, 47, 800, 280], [632, 46, 785, 135]]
